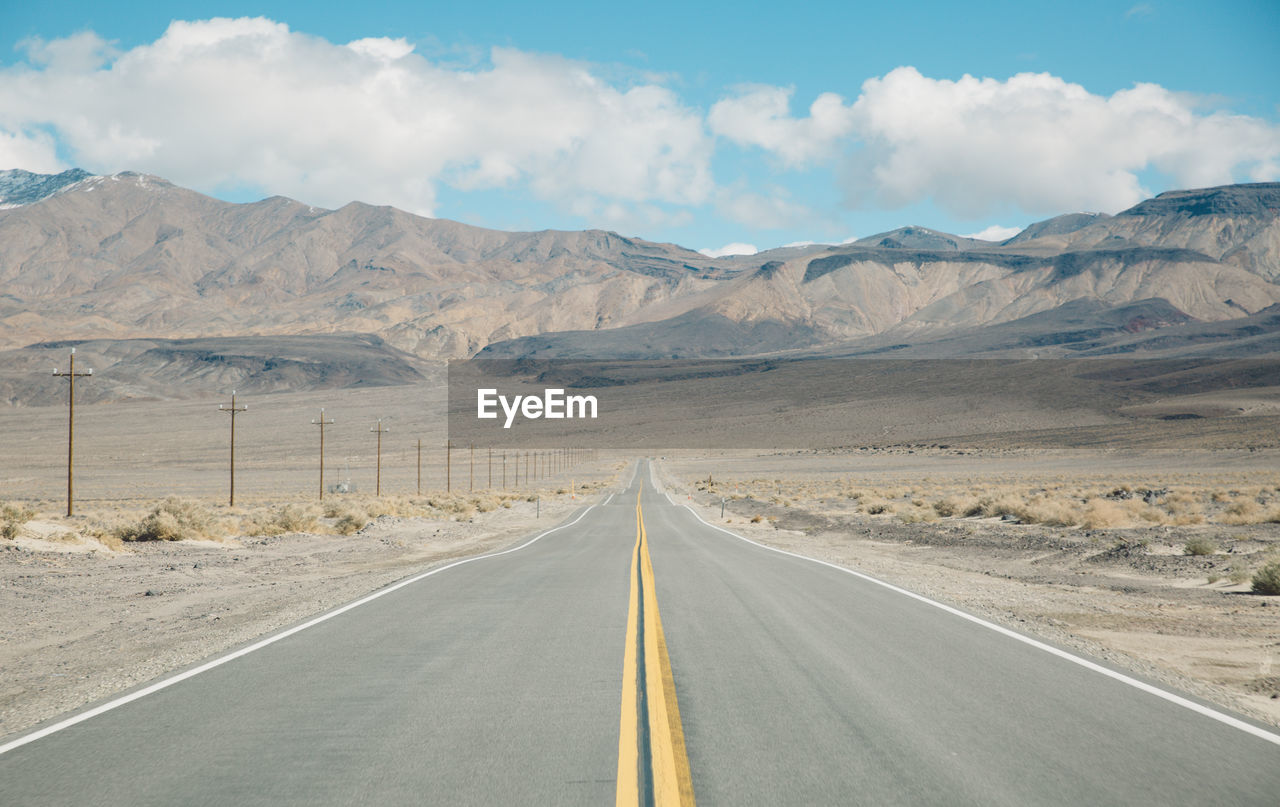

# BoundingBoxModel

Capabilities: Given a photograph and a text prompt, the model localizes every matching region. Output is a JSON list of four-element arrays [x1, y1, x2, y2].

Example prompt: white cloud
[[0, 18, 713, 217], [845, 68, 1280, 217], [709, 85, 855, 167], [0, 129, 65, 172], [699, 242, 758, 258], [712, 67, 1280, 219], [5, 26, 1277, 233], [716, 187, 824, 231], [18, 30, 118, 71], [963, 224, 1022, 241]]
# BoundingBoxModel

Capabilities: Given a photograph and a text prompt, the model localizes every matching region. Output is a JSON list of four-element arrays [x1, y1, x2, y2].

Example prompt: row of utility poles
[[49, 350, 597, 512], [233, 408, 596, 506], [438, 440, 591, 494]]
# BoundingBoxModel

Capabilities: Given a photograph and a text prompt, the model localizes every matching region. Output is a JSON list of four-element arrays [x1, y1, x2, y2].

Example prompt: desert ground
[[3, 384, 1280, 740]]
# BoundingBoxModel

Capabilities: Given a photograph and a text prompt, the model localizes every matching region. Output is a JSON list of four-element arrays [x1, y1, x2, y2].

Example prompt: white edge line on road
[[0, 503, 599, 757], [681, 502, 1280, 748]]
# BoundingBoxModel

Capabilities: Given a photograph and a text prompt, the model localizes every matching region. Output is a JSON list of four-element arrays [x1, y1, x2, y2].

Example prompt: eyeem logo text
[[477, 388, 599, 429]]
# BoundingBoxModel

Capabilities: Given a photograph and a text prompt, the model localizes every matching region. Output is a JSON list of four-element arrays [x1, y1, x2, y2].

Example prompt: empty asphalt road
[[2, 461, 1277, 805]]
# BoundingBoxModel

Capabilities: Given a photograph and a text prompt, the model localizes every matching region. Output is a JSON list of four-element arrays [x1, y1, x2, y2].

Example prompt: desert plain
[[3, 378, 1280, 742]]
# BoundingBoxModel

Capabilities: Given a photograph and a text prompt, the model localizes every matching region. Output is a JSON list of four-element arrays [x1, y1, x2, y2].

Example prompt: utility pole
[[502, 450, 506, 489], [469, 443, 474, 492], [488, 446, 492, 489], [52, 348, 92, 517], [311, 409, 334, 501], [218, 390, 248, 507], [371, 419, 390, 496]]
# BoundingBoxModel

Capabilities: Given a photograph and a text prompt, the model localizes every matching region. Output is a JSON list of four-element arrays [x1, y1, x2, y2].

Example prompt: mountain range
[[1, 168, 1278, 402]]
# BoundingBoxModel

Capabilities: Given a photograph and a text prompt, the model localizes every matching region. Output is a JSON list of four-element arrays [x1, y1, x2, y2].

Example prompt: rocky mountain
[[2, 171, 1279, 399], [0, 172, 740, 360], [0, 168, 95, 208], [851, 225, 993, 252], [1004, 212, 1111, 244], [485, 183, 1280, 359], [0, 334, 426, 406]]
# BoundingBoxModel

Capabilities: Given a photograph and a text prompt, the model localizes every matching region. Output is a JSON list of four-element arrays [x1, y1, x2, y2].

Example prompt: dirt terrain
[[657, 450, 1280, 728]]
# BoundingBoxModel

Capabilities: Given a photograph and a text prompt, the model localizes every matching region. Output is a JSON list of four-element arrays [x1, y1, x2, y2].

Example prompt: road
[[2, 460, 1277, 805]]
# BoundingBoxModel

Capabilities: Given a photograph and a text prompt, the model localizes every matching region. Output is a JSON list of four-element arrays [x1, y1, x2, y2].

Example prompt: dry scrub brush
[[697, 472, 1280, 529], [1253, 560, 1280, 595], [114, 498, 217, 542], [1, 502, 37, 539]]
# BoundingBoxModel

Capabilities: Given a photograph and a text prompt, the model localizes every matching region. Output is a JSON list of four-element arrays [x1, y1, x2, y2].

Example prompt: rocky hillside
[[0, 172, 734, 359], [486, 184, 1280, 358], [2, 171, 1279, 376], [0, 334, 427, 406]]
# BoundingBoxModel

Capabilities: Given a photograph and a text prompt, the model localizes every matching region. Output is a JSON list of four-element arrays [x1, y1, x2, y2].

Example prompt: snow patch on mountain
[[0, 168, 98, 208]]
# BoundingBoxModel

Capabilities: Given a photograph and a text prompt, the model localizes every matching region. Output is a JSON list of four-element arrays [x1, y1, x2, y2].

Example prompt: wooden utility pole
[[52, 348, 92, 517], [502, 450, 506, 489], [218, 391, 248, 506], [311, 409, 334, 500], [371, 419, 390, 496]]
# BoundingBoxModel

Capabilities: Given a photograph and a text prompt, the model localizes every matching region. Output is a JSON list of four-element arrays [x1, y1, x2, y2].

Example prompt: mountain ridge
[[2, 170, 1279, 400]]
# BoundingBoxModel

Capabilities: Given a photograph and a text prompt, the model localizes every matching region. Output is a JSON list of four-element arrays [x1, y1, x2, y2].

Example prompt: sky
[[0, 1, 1277, 256]]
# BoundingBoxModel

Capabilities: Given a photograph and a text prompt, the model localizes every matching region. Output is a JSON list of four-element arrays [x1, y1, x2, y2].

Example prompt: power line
[[311, 408, 334, 501], [51, 348, 92, 517], [217, 391, 248, 506], [371, 418, 390, 496]]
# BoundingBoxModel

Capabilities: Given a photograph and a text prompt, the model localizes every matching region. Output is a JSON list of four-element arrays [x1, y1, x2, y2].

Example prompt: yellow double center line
[[617, 492, 696, 806]]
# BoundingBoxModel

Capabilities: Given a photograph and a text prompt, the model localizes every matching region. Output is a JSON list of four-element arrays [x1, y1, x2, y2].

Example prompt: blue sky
[[1, 1, 1277, 254]]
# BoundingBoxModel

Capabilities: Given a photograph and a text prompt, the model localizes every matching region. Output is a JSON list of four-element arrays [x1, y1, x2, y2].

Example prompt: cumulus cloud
[[699, 242, 758, 258], [0, 129, 64, 173], [851, 68, 1280, 216], [716, 187, 827, 231], [0, 18, 713, 217], [711, 67, 1280, 219], [964, 224, 1023, 241], [4, 26, 1277, 233], [709, 85, 855, 167]]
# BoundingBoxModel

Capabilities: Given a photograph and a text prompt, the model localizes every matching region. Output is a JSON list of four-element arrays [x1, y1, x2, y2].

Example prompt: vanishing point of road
[[2, 461, 1277, 805]]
